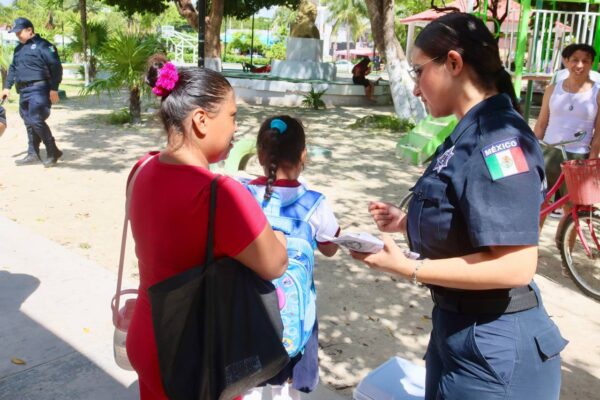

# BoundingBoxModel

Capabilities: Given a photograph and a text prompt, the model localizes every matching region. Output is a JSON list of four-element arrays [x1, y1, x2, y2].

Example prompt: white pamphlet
[[328, 232, 384, 253]]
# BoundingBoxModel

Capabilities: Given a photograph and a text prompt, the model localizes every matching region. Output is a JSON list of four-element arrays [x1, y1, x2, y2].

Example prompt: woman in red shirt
[[125, 55, 288, 399]]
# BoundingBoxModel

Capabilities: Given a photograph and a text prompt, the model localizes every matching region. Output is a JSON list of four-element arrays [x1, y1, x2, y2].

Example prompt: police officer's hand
[[368, 201, 407, 233], [49, 90, 59, 104], [349, 234, 413, 278], [1, 88, 9, 101]]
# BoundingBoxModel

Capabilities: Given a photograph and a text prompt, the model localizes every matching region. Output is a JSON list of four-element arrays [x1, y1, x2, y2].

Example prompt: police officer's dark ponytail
[[495, 67, 521, 114], [415, 13, 522, 114], [145, 54, 233, 134]]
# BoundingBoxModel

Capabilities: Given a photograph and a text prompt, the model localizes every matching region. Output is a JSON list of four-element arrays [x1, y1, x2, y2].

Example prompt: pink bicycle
[[540, 132, 600, 300]]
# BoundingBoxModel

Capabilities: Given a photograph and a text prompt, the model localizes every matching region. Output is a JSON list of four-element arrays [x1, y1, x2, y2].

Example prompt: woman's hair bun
[[145, 54, 170, 88]]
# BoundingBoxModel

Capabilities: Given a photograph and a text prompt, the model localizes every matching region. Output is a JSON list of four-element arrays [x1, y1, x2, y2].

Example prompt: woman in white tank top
[[534, 44, 600, 217]]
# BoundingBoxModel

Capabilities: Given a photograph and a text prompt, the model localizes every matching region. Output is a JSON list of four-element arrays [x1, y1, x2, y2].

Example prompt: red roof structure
[[334, 47, 375, 59], [398, 0, 520, 25]]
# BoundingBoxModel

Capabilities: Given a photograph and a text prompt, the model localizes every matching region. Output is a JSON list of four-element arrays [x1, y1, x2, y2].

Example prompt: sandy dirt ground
[[0, 87, 599, 399]]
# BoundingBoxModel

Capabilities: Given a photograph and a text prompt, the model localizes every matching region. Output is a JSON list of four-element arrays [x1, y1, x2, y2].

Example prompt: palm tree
[[0, 44, 14, 90], [69, 20, 109, 80], [271, 6, 297, 40], [323, 0, 369, 60], [83, 32, 160, 124]]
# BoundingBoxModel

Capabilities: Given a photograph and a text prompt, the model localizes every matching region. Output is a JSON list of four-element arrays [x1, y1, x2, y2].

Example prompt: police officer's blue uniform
[[0, 104, 6, 137], [407, 94, 568, 399], [4, 20, 62, 166]]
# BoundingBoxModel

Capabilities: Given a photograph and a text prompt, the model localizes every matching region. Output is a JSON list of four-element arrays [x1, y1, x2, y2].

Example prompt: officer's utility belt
[[16, 80, 49, 90], [430, 285, 538, 314]]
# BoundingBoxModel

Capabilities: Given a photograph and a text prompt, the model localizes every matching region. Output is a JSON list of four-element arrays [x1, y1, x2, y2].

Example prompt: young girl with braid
[[241, 115, 340, 400]]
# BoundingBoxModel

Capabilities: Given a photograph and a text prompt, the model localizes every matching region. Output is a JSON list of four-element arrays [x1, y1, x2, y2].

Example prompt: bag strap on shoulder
[[112, 153, 157, 327], [205, 175, 221, 266]]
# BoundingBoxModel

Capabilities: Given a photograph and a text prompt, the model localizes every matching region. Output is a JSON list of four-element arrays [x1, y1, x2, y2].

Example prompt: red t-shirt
[[125, 152, 267, 399]]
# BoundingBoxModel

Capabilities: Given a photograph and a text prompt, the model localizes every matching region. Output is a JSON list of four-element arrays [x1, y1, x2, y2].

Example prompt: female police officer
[[352, 13, 568, 400]]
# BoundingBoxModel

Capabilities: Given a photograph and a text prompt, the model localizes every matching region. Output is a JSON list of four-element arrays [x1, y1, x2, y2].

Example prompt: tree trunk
[[130, 86, 141, 125], [206, 0, 224, 59], [1, 69, 7, 90], [79, 0, 89, 83], [174, 0, 223, 62], [175, 0, 199, 30], [365, 0, 425, 121]]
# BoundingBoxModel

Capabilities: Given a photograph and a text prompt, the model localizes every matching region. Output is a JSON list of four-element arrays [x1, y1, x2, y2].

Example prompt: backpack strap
[[243, 181, 324, 224], [282, 190, 324, 223]]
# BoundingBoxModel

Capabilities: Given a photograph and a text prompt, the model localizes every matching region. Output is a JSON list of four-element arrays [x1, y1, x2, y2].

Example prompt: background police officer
[[2, 17, 63, 167]]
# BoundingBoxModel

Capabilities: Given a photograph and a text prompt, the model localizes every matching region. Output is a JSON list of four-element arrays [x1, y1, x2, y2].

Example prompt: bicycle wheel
[[558, 210, 600, 301]]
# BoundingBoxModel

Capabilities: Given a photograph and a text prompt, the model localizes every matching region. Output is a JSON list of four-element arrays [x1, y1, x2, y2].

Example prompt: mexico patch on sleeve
[[481, 137, 529, 181]]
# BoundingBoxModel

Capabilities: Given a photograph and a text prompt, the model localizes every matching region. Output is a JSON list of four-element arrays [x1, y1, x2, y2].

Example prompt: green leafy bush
[[265, 42, 286, 60], [223, 54, 270, 66], [350, 115, 415, 132], [301, 87, 327, 110], [105, 108, 131, 125], [226, 32, 265, 56]]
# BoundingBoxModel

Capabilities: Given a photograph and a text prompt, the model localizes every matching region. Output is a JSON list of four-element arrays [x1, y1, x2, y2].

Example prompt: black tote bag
[[148, 177, 289, 400]]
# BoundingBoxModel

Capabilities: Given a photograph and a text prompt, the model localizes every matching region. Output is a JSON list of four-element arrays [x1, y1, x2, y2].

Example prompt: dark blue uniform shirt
[[407, 94, 545, 260], [5, 34, 62, 91]]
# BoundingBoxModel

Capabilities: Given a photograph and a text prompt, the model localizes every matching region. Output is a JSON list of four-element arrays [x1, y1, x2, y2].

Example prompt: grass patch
[[350, 114, 415, 132], [105, 108, 131, 125]]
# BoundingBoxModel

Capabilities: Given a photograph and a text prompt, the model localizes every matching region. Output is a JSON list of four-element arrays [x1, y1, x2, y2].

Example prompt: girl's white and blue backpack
[[243, 180, 323, 357]]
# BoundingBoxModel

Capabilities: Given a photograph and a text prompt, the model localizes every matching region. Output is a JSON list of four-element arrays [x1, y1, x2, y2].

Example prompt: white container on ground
[[353, 356, 426, 400]]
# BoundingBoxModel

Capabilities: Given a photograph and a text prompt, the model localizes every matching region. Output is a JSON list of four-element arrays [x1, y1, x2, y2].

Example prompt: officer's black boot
[[15, 152, 41, 166], [43, 143, 63, 168]]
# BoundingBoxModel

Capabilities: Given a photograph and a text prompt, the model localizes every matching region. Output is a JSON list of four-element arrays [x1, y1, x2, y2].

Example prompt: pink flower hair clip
[[152, 62, 179, 97]]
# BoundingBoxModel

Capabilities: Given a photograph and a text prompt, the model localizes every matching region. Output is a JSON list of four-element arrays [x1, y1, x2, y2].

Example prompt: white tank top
[[544, 80, 599, 154]]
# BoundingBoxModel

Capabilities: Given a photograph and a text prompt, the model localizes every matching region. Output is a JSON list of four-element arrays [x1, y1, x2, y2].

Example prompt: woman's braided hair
[[257, 115, 306, 202]]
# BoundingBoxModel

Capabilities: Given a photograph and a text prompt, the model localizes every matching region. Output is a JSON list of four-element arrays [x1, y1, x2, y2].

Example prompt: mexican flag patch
[[481, 137, 529, 181]]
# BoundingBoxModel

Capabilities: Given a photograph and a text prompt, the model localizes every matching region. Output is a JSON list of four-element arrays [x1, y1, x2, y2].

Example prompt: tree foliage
[[227, 32, 265, 55], [82, 32, 162, 123], [395, 0, 429, 51], [102, 0, 168, 16], [102, 0, 300, 20]]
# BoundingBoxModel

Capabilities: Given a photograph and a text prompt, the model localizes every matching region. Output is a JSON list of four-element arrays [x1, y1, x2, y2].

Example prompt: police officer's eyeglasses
[[408, 56, 442, 83]]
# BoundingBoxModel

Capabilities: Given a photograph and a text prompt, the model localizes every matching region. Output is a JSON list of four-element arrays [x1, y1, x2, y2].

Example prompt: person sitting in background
[[352, 57, 375, 100], [242, 61, 272, 73]]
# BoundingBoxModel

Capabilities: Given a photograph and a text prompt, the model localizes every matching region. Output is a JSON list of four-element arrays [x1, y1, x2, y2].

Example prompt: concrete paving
[[0, 216, 346, 400]]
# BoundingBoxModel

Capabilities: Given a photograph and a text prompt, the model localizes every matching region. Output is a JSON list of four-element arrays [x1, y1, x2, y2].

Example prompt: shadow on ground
[[0, 270, 139, 399]]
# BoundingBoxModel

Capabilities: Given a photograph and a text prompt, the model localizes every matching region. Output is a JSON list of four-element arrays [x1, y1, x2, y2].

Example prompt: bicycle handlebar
[[539, 130, 586, 148], [539, 131, 591, 160]]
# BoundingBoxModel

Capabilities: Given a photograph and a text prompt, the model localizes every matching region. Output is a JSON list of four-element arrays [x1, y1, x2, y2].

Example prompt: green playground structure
[[395, 115, 458, 166], [397, 0, 600, 166], [222, 137, 257, 175]]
